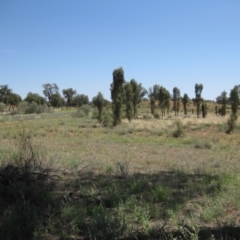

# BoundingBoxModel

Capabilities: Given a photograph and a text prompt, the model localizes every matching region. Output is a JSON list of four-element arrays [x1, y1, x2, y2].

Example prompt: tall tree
[[92, 92, 104, 123], [226, 86, 239, 134], [110, 67, 124, 126], [125, 82, 134, 122], [150, 96, 155, 115], [50, 93, 64, 108], [130, 79, 147, 116], [158, 86, 170, 118], [148, 84, 160, 100], [201, 102, 207, 118], [182, 93, 189, 115], [229, 86, 239, 115], [194, 83, 203, 118], [62, 88, 77, 108], [173, 87, 181, 116], [216, 91, 227, 116], [42, 83, 59, 102]]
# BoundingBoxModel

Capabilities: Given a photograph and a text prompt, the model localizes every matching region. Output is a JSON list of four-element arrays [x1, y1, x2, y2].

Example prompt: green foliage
[[4, 93, 22, 109], [81, 104, 92, 116], [229, 85, 239, 115], [0, 85, 12, 103], [216, 91, 227, 116], [62, 88, 77, 108], [111, 67, 124, 126], [158, 86, 170, 117], [194, 83, 203, 118], [148, 84, 160, 100], [173, 87, 181, 116], [17, 101, 51, 114], [73, 94, 89, 108], [150, 96, 155, 115], [24, 92, 46, 105], [226, 113, 238, 134], [182, 93, 189, 115], [50, 93, 65, 108], [89, 206, 127, 240], [102, 111, 112, 127], [92, 92, 104, 123], [42, 83, 59, 102], [202, 102, 208, 118], [152, 185, 170, 202], [125, 82, 134, 122], [130, 79, 147, 116]]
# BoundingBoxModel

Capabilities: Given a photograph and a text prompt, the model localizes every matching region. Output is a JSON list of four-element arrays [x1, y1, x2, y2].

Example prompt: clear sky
[[1, 1, 240, 101]]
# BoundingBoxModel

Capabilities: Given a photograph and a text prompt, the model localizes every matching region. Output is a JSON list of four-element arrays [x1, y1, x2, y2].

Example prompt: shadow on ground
[[0, 163, 238, 240]]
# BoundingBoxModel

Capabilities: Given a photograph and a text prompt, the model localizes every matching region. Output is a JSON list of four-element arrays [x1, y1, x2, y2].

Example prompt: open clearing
[[0, 108, 240, 239]]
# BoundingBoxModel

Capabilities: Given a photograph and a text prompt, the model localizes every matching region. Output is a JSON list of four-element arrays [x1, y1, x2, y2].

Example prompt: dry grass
[[1, 109, 240, 239]]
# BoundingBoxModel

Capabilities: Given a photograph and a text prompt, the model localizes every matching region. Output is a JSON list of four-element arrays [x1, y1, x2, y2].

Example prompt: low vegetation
[[0, 106, 240, 239]]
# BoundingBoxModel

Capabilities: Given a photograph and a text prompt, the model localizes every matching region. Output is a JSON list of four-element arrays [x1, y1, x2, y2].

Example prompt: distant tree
[[62, 88, 77, 108], [73, 94, 89, 108], [92, 92, 104, 123], [226, 86, 239, 134], [125, 82, 134, 122], [5, 93, 22, 111], [110, 67, 124, 126], [158, 86, 170, 118], [202, 102, 207, 118], [0, 103, 5, 114], [42, 83, 59, 102], [148, 84, 160, 100], [194, 83, 203, 118], [182, 93, 189, 115], [229, 86, 239, 115], [0, 85, 12, 103], [50, 93, 63, 108], [130, 79, 147, 116], [150, 96, 155, 115], [216, 91, 227, 116], [173, 87, 181, 116], [24, 92, 46, 105]]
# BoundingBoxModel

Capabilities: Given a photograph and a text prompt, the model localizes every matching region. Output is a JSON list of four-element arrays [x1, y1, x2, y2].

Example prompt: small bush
[[172, 120, 184, 138], [81, 104, 92, 116], [154, 113, 160, 119]]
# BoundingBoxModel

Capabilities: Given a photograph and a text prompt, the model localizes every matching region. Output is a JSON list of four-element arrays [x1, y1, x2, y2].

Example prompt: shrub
[[102, 112, 112, 127], [154, 113, 160, 119], [81, 104, 92, 116], [172, 120, 184, 138]]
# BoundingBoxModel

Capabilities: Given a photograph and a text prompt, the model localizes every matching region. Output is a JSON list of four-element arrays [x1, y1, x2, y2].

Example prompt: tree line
[[0, 67, 239, 131]]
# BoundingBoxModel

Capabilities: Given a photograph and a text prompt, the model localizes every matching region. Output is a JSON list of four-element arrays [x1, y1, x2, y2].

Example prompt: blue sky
[[1, 1, 240, 101]]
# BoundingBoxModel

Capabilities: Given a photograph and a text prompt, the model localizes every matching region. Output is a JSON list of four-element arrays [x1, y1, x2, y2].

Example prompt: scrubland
[[0, 105, 240, 239]]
